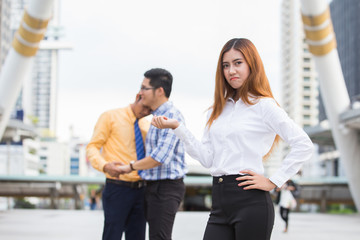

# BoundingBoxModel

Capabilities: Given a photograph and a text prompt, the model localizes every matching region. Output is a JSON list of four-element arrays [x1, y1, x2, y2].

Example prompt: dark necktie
[[134, 119, 145, 160]]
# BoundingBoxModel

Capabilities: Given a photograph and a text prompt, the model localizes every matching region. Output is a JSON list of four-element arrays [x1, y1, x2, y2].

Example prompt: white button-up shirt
[[173, 97, 314, 187]]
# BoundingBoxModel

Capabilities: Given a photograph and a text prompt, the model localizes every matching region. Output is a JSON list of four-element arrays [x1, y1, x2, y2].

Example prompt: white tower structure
[[10, 0, 71, 137], [300, 0, 360, 211], [0, 0, 54, 141]]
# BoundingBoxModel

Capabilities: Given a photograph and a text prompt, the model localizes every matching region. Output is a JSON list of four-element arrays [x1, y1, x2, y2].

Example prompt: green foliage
[[28, 147, 37, 155], [327, 203, 357, 214], [88, 184, 102, 195], [27, 115, 39, 126]]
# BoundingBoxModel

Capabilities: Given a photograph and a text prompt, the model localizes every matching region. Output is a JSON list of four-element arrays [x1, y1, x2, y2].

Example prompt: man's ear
[[156, 87, 165, 97]]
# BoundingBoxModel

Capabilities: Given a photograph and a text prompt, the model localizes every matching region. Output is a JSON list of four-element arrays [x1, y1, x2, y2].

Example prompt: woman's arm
[[261, 99, 314, 188], [152, 115, 214, 168]]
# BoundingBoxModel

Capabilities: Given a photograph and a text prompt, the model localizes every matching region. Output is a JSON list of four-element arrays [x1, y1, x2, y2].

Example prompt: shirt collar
[[227, 95, 258, 104], [126, 105, 137, 123], [227, 97, 243, 104], [152, 101, 173, 116], [227, 98, 235, 103]]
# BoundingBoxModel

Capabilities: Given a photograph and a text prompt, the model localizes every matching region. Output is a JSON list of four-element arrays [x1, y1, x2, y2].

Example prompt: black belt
[[145, 178, 184, 185], [106, 178, 146, 189], [213, 174, 250, 184]]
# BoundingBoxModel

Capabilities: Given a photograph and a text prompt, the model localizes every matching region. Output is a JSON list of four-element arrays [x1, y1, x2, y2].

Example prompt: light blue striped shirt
[[140, 101, 188, 180]]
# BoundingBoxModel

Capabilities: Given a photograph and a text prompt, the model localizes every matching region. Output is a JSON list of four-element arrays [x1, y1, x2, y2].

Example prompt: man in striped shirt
[[118, 68, 187, 240]]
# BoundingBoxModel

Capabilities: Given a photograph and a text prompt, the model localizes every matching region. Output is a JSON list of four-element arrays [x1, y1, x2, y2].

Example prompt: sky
[[57, 0, 281, 142]]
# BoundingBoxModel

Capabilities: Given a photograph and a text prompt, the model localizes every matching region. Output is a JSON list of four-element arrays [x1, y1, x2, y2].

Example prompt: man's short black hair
[[144, 68, 173, 98]]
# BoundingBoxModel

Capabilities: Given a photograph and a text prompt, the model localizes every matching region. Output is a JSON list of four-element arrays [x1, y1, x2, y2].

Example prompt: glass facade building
[[319, 0, 360, 121]]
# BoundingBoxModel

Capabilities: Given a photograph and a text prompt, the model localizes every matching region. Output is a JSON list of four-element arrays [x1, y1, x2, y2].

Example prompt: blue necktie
[[134, 119, 145, 160]]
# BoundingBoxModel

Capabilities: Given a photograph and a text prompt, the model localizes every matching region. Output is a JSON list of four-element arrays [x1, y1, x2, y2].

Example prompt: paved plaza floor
[[0, 209, 359, 239]]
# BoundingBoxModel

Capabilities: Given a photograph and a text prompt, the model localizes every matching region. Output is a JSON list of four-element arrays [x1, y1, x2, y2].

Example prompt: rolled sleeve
[[150, 128, 180, 165]]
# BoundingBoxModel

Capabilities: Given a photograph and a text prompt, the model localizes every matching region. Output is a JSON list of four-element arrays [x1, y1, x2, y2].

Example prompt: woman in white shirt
[[152, 38, 314, 240]]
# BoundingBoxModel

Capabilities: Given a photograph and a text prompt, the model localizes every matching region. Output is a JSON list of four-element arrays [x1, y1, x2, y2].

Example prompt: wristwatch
[[129, 161, 136, 171]]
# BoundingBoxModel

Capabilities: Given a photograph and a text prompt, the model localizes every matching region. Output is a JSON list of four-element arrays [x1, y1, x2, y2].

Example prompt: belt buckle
[[131, 181, 140, 189], [138, 181, 145, 188]]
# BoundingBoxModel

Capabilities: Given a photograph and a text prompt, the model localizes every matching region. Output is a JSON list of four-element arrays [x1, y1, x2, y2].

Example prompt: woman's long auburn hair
[[207, 38, 280, 160]]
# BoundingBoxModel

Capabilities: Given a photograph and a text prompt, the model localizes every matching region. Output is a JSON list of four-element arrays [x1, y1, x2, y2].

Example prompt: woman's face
[[222, 48, 250, 89]]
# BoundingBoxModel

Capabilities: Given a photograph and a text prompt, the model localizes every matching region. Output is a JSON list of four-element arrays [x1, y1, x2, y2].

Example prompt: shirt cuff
[[269, 172, 289, 188], [99, 159, 108, 173], [172, 123, 187, 141]]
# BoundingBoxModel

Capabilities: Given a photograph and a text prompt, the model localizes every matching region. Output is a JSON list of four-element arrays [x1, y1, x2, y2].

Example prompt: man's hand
[[151, 116, 180, 130], [236, 170, 276, 191], [103, 162, 124, 178], [117, 165, 132, 175]]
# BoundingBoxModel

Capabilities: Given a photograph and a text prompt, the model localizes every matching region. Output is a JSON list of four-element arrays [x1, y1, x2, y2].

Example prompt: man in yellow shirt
[[86, 94, 151, 240]]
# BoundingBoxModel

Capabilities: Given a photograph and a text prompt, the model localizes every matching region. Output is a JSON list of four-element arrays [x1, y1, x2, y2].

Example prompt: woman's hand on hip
[[151, 116, 180, 129], [236, 170, 276, 191]]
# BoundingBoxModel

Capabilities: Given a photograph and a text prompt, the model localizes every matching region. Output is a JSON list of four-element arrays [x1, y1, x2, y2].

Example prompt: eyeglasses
[[140, 86, 155, 91]]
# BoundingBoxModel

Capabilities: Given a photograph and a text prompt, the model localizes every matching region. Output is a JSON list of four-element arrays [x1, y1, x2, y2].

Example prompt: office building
[[268, 0, 320, 178], [0, 0, 11, 72]]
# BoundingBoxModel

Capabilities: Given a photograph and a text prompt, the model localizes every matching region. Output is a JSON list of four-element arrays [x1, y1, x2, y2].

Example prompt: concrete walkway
[[0, 209, 359, 239]]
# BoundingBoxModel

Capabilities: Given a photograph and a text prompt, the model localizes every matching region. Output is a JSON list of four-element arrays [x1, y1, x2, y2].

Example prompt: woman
[[152, 38, 313, 240]]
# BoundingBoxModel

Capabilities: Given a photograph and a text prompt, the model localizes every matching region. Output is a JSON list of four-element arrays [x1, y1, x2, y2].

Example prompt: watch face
[[130, 161, 135, 171]]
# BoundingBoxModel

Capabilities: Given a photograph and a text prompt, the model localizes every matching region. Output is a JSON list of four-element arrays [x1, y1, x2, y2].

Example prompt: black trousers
[[144, 178, 185, 240], [280, 206, 290, 229], [203, 175, 274, 240], [102, 182, 146, 240]]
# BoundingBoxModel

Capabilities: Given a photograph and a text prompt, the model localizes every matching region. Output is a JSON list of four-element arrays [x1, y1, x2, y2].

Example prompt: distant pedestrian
[[277, 180, 298, 233], [90, 189, 97, 210], [151, 38, 313, 240]]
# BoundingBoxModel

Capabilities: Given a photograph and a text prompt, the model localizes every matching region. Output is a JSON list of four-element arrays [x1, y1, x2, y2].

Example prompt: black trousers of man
[[102, 180, 146, 240], [144, 178, 185, 240]]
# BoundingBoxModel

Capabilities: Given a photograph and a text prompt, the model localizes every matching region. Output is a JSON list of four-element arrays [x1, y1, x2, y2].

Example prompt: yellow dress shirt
[[86, 105, 150, 182]]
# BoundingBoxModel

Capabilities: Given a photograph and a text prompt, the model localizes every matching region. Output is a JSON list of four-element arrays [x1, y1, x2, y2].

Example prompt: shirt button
[[218, 178, 223, 183]]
